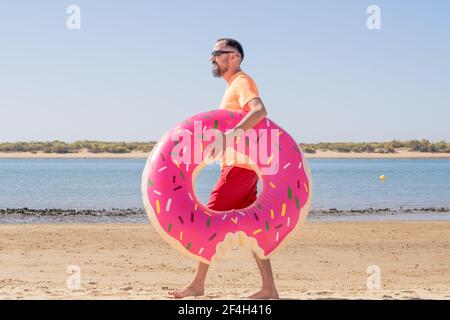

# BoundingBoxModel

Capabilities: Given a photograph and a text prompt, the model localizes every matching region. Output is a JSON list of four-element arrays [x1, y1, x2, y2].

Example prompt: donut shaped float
[[141, 109, 312, 264]]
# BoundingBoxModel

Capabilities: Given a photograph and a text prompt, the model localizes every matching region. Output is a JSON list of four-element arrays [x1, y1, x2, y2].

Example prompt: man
[[169, 38, 279, 299]]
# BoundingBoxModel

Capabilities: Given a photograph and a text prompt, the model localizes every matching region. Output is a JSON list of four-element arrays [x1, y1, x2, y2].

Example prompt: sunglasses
[[211, 50, 238, 57]]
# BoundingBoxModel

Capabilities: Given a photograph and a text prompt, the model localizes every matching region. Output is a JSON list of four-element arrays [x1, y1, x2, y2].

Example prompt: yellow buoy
[[379, 175, 385, 181]]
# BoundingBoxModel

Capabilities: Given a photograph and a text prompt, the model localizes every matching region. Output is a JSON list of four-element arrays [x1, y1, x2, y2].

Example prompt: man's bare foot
[[248, 288, 279, 299], [168, 284, 204, 298]]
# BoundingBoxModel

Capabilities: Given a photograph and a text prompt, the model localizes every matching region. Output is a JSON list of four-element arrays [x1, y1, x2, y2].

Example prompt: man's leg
[[168, 261, 209, 298], [212, 167, 279, 298], [249, 252, 279, 299], [168, 167, 234, 298], [223, 168, 279, 298]]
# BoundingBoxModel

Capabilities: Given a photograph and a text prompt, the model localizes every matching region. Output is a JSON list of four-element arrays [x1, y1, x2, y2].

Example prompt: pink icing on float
[[141, 109, 312, 264]]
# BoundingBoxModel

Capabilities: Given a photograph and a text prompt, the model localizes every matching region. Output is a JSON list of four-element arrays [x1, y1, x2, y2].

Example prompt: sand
[[1, 221, 449, 300], [305, 150, 450, 159], [0, 150, 449, 159]]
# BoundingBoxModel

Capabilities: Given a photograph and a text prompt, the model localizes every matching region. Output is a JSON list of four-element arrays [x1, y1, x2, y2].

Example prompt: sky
[[0, 1, 449, 143]]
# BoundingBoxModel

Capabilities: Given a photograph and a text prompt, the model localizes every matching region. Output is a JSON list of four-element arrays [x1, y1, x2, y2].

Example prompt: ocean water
[[0, 158, 449, 212]]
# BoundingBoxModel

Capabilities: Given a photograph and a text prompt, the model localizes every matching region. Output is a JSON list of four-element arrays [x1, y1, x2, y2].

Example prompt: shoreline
[[1, 221, 449, 299], [0, 150, 449, 159], [1, 207, 449, 224]]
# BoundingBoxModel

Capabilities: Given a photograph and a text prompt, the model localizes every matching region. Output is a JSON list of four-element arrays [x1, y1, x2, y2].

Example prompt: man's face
[[210, 41, 235, 78]]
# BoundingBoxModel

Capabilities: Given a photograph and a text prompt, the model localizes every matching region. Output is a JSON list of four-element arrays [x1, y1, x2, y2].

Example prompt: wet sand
[[1, 207, 449, 224]]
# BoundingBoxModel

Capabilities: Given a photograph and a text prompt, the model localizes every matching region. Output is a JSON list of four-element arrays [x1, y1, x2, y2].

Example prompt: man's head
[[210, 38, 244, 78]]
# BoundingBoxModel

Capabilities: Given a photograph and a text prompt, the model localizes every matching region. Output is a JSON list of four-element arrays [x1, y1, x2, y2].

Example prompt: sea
[[0, 158, 449, 223]]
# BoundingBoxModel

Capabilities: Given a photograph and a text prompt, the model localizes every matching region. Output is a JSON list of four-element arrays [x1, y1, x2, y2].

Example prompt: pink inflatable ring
[[141, 109, 312, 264]]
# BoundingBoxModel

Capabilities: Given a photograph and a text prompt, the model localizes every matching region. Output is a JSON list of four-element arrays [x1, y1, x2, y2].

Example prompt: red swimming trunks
[[206, 166, 258, 211]]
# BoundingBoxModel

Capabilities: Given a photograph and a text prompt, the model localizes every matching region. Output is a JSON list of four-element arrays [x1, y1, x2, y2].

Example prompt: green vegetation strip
[[0, 139, 448, 154]]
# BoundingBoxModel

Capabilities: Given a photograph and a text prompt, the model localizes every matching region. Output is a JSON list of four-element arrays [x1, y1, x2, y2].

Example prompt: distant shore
[[1, 150, 449, 159]]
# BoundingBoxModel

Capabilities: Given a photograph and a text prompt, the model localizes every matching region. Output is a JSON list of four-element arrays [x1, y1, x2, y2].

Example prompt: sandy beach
[[1, 221, 449, 300]]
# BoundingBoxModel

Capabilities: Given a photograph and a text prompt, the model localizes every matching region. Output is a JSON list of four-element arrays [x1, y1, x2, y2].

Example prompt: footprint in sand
[[120, 286, 133, 291]]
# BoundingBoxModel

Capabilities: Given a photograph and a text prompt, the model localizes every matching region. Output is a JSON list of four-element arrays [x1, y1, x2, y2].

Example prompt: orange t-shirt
[[219, 71, 260, 170], [219, 71, 259, 111]]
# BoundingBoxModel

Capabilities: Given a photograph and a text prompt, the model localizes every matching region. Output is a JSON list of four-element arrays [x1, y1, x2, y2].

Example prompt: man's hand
[[205, 130, 234, 161]]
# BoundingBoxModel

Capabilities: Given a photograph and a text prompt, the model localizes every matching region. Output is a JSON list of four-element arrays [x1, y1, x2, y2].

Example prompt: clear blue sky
[[1, 1, 449, 143]]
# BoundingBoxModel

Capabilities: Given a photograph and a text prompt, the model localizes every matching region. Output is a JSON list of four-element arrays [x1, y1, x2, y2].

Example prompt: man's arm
[[207, 98, 268, 160], [233, 97, 268, 134]]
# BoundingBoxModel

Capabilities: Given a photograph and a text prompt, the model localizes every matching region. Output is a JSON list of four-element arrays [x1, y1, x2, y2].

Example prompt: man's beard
[[212, 63, 227, 77]]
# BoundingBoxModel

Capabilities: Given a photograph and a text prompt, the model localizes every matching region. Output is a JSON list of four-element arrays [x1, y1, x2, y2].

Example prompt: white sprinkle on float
[[166, 198, 172, 212]]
